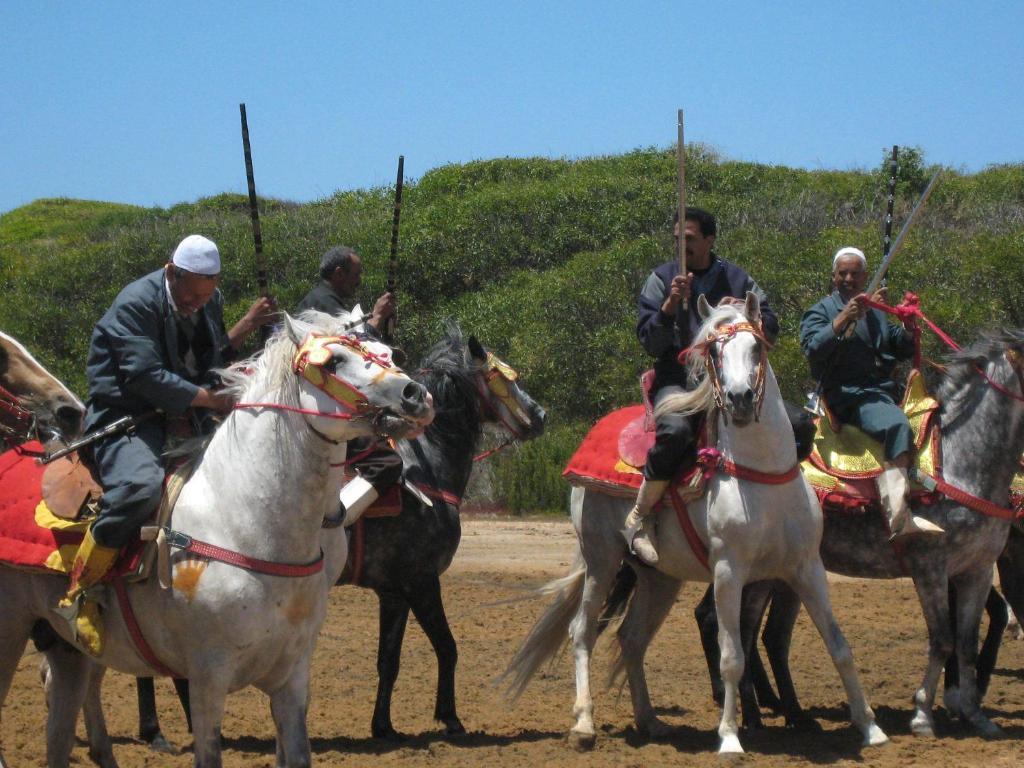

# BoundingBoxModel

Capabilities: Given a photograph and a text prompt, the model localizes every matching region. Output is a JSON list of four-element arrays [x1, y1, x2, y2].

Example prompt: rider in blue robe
[[800, 246, 943, 538]]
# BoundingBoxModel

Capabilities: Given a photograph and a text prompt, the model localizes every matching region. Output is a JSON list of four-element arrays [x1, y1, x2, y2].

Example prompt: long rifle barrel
[[240, 105, 268, 295], [383, 155, 404, 342], [865, 169, 941, 296], [882, 146, 899, 259], [677, 109, 687, 311]]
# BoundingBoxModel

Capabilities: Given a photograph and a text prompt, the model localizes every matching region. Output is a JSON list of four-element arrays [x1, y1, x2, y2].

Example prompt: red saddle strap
[[113, 580, 181, 678], [666, 486, 709, 571], [164, 530, 325, 577], [700, 448, 800, 485], [915, 471, 1022, 520]]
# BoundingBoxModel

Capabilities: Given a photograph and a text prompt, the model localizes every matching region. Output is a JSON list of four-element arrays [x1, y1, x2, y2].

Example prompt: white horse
[[503, 294, 888, 754], [0, 312, 433, 768]]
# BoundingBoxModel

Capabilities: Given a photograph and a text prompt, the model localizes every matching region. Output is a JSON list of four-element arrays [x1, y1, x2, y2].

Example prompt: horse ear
[[283, 313, 311, 346], [467, 336, 487, 363], [744, 291, 761, 324], [697, 294, 712, 319]]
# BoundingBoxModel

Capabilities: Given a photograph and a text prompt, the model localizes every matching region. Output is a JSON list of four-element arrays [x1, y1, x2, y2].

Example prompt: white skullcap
[[171, 235, 221, 276], [832, 246, 866, 271]]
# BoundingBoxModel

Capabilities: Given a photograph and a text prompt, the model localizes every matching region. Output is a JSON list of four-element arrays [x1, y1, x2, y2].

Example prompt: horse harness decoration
[[0, 383, 39, 453], [685, 321, 772, 423]]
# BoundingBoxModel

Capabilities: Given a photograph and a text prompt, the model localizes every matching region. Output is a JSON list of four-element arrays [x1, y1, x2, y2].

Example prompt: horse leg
[[951, 567, 1004, 739], [737, 580, 773, 730], [371, 590, 410, 740], [694, 584, 724, 705], [44, 639, 94, 768], [269, 662, 312, 768], [81, 664, 117, 768], [568, 560, 618, 750], [136, 677, 179, 753], [787, 557, 888, 747], [909, 567, 954, 738], [174, 678, 193, 733], [403, 573, 464, 736], [0, 617, 33, 768], [947, 586, 1008, 714], [761, 582, 817, 730], [189, 678, 229, 768], [713, 558, 748, 754], [616, 568, 682, 738]]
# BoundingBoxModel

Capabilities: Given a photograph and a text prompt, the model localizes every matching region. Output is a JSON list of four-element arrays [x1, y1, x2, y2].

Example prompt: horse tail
[[499, 552, 587, 704]]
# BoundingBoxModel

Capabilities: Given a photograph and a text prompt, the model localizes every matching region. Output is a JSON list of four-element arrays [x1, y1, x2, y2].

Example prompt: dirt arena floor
[[4, 516, 1024, 767]]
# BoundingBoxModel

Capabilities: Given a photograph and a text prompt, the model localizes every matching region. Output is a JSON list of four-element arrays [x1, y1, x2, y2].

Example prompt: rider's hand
[[661, 273, 692, 315], [243, 295, 278, 331], [368, 292, 396, 329], [833, 294, 868, 335], [191, 388, 235, 414]]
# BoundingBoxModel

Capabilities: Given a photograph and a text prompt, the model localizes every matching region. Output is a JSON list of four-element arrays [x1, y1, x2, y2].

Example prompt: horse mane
[[936, 327, 1024, 419], [653, 303, 746, 421], [415, 321, 483, 446]]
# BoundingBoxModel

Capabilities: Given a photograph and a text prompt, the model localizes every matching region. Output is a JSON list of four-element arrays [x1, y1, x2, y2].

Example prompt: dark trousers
[[829, 390, 913, 461], [643, 391, 816, 482], [348, 437, 403, 492], [90, 421, 166, 549]]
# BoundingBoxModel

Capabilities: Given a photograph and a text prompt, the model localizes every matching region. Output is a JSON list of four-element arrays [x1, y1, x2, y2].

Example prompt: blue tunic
[[800, 291, 916, 460], [85, 269, 232, 547]]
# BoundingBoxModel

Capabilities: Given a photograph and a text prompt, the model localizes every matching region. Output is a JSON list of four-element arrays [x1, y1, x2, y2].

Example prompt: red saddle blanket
[[563, 406, 652, 497], [0, 443, 142, 575]]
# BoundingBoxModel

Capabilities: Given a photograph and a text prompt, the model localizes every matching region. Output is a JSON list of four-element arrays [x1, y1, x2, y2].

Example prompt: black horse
[[134, 324, 546, 744]]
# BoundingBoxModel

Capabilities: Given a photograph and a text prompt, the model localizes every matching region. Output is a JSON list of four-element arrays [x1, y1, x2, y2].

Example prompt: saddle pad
[[0, 443, 90, 572], [563, 406, 647, 497], [0, 443, 177, 577], [363, 484, 402, 518], [807, 369, 939, 481]]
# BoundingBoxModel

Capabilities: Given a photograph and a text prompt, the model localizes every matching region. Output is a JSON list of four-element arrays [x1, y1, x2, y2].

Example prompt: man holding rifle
[[627, 207, 815, 566], [296, 245, 395, 335], [800, 246, 943, 538], [294, 244, 403, 529], [58, 235, 276, 654]]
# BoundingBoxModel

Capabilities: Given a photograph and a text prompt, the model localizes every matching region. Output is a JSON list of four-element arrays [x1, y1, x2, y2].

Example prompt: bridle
[[981, 347, 1024, 404], [686, 321, 773, 423], [474, 352, 530, 441], [0, 382, 40, 452], [234, 333, 411, 443]]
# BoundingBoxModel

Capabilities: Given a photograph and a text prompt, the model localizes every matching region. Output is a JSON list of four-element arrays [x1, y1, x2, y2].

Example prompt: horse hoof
[[371, 724, 406, 742], [910, 714, 935, 738], [943, 686, 961, 716], [863, 723, 889, 747], [718, 734, 744, 754], [639, 717, 674, 739], [146, 734, 180, 755], [568, 729, 596, 751], [968, 715, 1005, 741], [443, 718, 466, 737], [785, 713, 822, 733]]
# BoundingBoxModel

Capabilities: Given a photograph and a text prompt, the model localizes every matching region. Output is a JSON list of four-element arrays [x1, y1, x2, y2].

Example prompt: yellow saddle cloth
[[802, 370, 940, 494]]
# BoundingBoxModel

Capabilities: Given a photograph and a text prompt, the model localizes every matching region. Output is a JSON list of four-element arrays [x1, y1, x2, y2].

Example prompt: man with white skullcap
[[800, 246, 943, 539], [59, 235, 276, 654]]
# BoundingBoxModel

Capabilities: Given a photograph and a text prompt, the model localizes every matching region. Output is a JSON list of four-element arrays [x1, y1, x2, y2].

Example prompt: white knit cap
[[171, 235, 221, 276], [832, 246, 866, 271]]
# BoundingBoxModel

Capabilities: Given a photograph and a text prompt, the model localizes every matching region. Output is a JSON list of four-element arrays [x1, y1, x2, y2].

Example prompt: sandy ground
[[4, 516, 1024, 767]]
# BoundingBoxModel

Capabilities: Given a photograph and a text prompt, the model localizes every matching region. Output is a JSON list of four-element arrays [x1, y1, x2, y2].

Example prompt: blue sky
[[1, 1, 1021, 214]]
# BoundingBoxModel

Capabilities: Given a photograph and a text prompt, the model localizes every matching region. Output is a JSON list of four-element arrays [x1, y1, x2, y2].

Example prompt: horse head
[[282, 313, 433, 443], [464, 335, 546, 441], [0, 331, 85, 445], [692, 292, 772, 426]]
